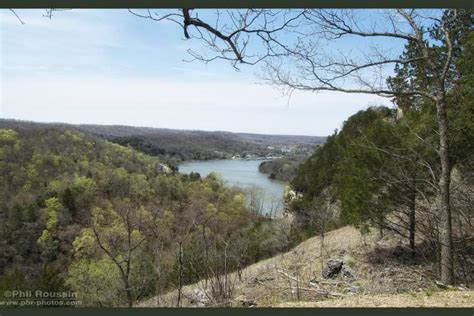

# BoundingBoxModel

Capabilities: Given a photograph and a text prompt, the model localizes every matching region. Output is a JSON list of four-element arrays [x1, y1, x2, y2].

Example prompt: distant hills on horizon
[[0, 118, 326, 140], [0, 119, 326, 167]]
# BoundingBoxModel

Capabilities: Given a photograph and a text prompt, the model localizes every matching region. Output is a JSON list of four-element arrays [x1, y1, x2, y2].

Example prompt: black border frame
[[0, 0, 473, 8], [0, 308, 473, 315], [1, 1, 473, 315]]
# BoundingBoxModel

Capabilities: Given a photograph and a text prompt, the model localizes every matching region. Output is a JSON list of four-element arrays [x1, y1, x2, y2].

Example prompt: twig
[[9, 9, 25, 25]]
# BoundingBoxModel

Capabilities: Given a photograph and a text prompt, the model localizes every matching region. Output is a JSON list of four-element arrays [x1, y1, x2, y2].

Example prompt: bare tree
[[129, 9, 305, 68], [310, 195, 332, 272], [246, 185, 265, 216], [141, 8, 465, 285], [90, 200, 148, 307], [259, 9, 463, 285], [174, 217, 195, 307], [14, 7, 467, 285], [9, 9, 25, 24]]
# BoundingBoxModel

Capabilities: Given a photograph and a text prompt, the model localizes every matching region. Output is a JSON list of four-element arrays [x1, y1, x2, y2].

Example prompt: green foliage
[[289, 10, 473, 255], [106, 131, 321, 168], [61, 188, 77, 218], [290, 105, 436, 237], [67, 258, 122, 306], [37, 197, 64, 263], [189, 171, 201, 181], [259, 155, 309, 182], [0, 126, 289, 306], [0, 129, 18, 143], [449, 29, 474, 172], [73, 175, 97, 195], [289, 107, 392, 232]]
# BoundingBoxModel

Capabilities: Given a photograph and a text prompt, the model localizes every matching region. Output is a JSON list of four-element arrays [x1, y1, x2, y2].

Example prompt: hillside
[[0, 119, 325, 168], [258, 156, 307, 182], [140, 225, 473, 307], [0, 125, 293, 307]]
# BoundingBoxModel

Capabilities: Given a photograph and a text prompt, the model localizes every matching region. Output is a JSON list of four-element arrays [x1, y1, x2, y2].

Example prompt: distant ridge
[[0, 118, 326, 143], [0, 119, 326, 165]]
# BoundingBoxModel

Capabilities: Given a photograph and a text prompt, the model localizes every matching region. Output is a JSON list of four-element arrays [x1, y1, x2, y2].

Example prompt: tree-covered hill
[[288, 104, 473, 284], [286, 20, 474, 287], [258, 155, 308, 182], [0, 126, 292, 307], [0, 120, 325, 169]]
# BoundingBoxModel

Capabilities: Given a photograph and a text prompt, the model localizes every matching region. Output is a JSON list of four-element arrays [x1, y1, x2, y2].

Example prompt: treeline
[[0, 127, 291, 306], [259, 155, 309, 182], [289, 15, 473, 284], [105, 131, 322, 169], [0, 120, 324, 170], [110, 134, 266, 169]]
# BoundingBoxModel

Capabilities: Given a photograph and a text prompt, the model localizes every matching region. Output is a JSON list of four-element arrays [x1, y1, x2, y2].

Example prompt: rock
[[240, 298, 257, 307], [382, 267, 395, 277], [248, 275, 275, 285], [435, 280, 448, 289], [347, 286, 359, 295], [189, 289, 210, 307], [458, 284, 468, 291], [341, 265, 354, 278], [393, 245, 404, 257], [322, 259, 343, 278]]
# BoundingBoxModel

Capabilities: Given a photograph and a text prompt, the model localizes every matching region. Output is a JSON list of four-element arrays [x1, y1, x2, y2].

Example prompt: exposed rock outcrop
[[322, 259, 343, 278]]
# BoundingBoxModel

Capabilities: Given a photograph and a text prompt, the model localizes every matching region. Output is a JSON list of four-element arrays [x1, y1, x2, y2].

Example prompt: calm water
[[178, 159, 286, 216]]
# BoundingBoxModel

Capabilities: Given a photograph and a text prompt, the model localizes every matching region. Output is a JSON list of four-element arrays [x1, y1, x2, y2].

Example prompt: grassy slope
[[140, 225, 473, 307], [278, 290, 473, 307]]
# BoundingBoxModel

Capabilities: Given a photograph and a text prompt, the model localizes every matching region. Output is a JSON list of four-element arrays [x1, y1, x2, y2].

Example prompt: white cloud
[[1, 9, 123, 77], [0, 9, 393, 135]]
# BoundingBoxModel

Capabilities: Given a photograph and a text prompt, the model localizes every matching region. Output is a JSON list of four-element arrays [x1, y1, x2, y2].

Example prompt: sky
[[0, 9, 395, 136]]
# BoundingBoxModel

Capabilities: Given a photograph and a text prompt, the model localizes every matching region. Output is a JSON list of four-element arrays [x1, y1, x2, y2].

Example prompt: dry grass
[[277, 290, 474, 307], [139, 225, 473, 308]]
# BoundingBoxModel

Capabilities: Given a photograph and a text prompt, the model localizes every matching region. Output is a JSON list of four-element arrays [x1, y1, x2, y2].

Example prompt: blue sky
[[0, 9, 395, 136]]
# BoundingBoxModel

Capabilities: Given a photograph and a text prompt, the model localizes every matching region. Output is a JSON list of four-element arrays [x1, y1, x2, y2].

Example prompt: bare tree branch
[[9, 9, 25, 25]]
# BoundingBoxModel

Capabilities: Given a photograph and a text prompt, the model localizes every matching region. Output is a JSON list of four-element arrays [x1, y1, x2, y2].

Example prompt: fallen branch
[[311, 280, 351, 287], [285, 286, 344, 298], [277, 269, 299, 283]]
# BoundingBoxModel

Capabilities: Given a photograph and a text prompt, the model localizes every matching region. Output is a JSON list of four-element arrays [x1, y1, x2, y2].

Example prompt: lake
[[178, 159, 286, 216]]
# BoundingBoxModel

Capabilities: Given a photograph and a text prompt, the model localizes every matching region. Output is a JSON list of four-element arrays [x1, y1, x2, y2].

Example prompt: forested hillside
[[258, 155, 308, 182], [0, 120, 324, 169], [288, 29, 474, 282], [0, 127, 291, 307], [1, 7, 472, 309], [278, 9, 474, 288], [83, 125, 324, 168]]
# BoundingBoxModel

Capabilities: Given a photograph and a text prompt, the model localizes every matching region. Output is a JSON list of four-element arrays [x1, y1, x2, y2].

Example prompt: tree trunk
[[320, 230, 325, 272], [177, 241, 183, 307], [408, 201, 416, 258], [125, 279, 133, 307], [202, 225, 209, 288], [408, 179, 416, 258], [436, 98, 454, 285], [224, 243, 228, 299]]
